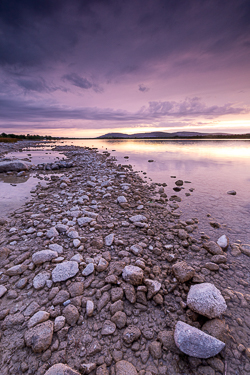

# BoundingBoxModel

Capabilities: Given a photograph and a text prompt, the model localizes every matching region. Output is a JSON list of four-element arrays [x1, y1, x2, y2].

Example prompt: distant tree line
[[0, 132, 54, 140]]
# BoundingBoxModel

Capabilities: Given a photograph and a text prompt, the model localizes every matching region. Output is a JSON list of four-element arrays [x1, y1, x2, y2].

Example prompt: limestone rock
[[172, 261, 195, 283], [217, 235, 229, 250], [117, 196, 127, 204], [46, 227, 59, 239], [25, 320, 54, 353], [203, 242, 224, 255], [44, 363, 81, 375], [116, 360, 138, 375], [0, 160, 32, 172], [49, 243, 63, 254], [5, 264, 27, 276], [54, 316, 66, 332], [82, 263, 94, 276], [130, 244, 143, 256], [28, 311, 50, 329], [52, 261, 79, 282], [122, 265, 144, 286], [144, 279, 161, 299], [0, 285, 7, 298], [77, 217, 93, 227], [129, 215, 147, 223], [187, 283, 227, 319], [33, 271, 51, 290], [101, 320, 116, 335], [86, 300, 94, 317], [96, 257, 109, 272], [32, 250, 58, 265], [174, 321, 225, 359], [105, 233, 114, 246]]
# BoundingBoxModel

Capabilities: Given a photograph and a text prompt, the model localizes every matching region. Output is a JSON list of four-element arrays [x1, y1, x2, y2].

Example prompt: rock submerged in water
[[174, 321, 225, 358], [0, 160, 33, 172], [187, 283, 227, 319]]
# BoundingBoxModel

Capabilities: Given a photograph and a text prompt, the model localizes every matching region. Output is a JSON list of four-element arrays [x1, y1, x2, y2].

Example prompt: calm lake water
[[1, 139, 250, 244]]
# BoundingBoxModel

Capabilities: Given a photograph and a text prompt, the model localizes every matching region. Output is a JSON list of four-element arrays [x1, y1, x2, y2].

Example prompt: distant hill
[[97, 131, 231, 139]]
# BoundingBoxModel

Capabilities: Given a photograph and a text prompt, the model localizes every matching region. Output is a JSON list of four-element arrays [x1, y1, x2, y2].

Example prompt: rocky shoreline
[[0, 141, 250, 375]]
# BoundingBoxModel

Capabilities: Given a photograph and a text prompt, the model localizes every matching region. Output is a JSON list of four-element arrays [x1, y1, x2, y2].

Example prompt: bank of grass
[[0, 137, 18, 143]]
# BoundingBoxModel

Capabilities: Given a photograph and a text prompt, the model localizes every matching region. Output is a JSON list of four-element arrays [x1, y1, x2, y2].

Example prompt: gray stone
[[46, 227, 59, 239], [33, 271, 51, 290], [116, 360, 138, 375], [96, 257, 109, 272], [32, 250, 58, 265], [117, 196, 127, 204], [217, 235, 229, 250], [82, 263, 94, 276], [25, 320, 54, 353], [105, 233, 114, 246], [77, 217, 93, 227], [101, 320, 116, 335], [54, 316, 66, 332], [52, 261, 79, 282], [129, 215, 147, 223], [187, 283, 227, 318], [49, 243, 63, 254], [174, 321, 225, 359], [55, 224, 68, 233], [86, 300, 94, 317], [144, 279, 161, 299], [130, 244, 143, 255], [28, 311, 50, 329], [70, 253, 83, 263], [5, 264, 27, 276], [44, 363, 81, 375], [0, 285, 7, 298], [122, 265, 144, 286], [23, 301, 40, 317], [0, 160, 33, 172]]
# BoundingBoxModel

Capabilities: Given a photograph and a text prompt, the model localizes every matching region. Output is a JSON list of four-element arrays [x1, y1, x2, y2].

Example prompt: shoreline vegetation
[[0, 140, 250, 374], [1, 131, 250, 142]]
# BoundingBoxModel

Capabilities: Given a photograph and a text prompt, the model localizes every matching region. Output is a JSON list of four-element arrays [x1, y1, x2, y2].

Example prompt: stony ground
[[0, 142, 250, 375]]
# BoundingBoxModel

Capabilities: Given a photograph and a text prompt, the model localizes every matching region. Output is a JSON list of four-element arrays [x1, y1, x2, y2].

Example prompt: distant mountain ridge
[[97, 131, 230, 139]]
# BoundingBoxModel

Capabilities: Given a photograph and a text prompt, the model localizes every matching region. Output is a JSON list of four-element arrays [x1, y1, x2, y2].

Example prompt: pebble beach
[[0, 141, 250, 375]]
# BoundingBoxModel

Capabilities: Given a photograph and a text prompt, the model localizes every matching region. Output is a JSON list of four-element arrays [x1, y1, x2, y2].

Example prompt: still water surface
[[1, 139, 250, 244]]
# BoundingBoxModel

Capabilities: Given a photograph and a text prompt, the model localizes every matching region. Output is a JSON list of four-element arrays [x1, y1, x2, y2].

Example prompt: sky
[[0, 0, 250, 137]]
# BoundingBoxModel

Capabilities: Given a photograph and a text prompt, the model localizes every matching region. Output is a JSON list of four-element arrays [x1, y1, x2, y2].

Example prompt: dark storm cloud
[[0, 96, 247, 124], [0, 0, 250, 74]]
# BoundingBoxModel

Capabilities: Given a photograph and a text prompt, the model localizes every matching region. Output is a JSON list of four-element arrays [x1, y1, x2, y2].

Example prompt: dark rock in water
[[175, 180, 183, 186], [148, 160, 154, 162], [209, 221, 221, 228], [0, 160, 33, 172], [174, 321, 225, 358], [227, 190, 236, 195], [173, 187, 181, 192]]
